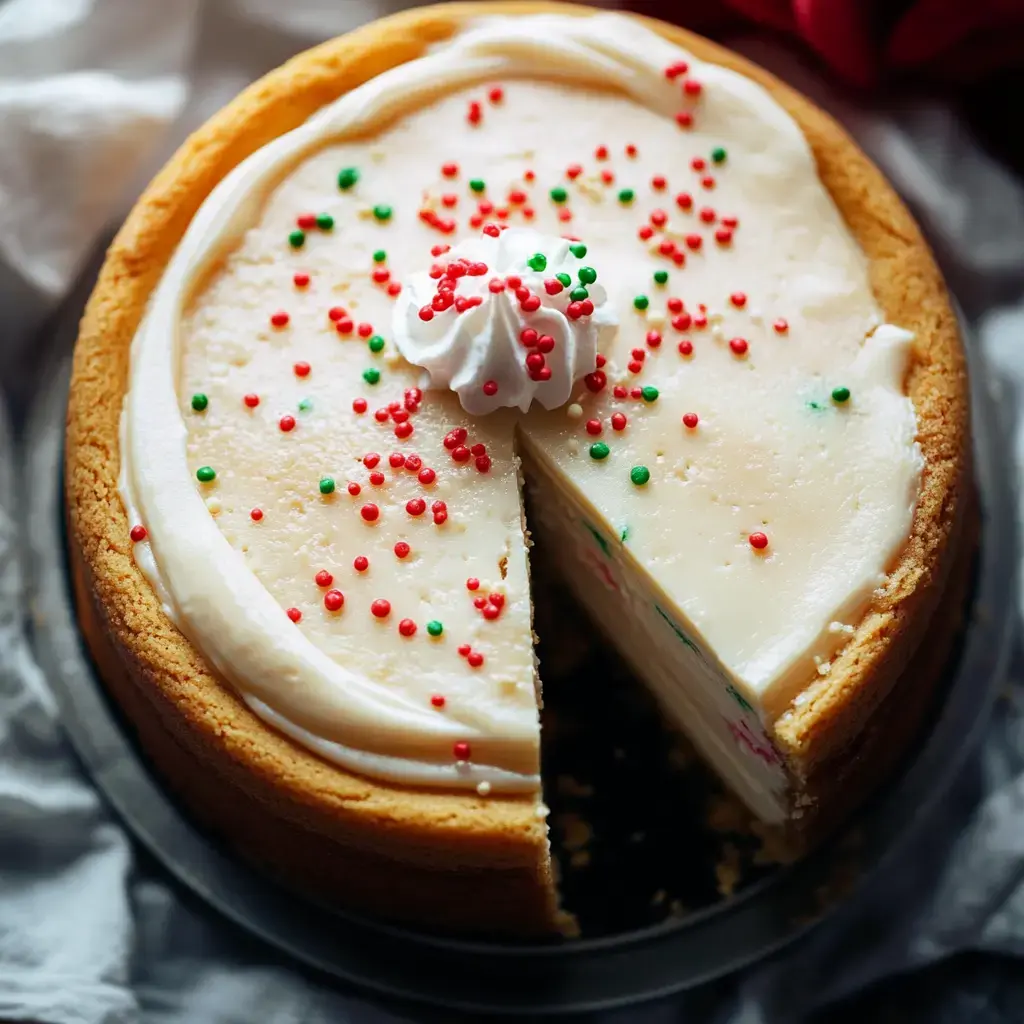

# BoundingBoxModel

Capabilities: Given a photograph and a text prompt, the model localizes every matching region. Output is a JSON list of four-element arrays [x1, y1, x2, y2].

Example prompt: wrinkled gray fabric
[[0, 2, 1021, 1021]]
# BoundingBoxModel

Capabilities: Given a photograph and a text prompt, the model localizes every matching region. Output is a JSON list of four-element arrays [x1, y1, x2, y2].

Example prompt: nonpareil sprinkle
[[368, 335, 385, 353], [363, 368, 381, 385], [372, 205, 392, 222], [589, 442, 610, 460], [337, 167, 359, 190], [191, 393, 208, 412], [832, 386, 851, 403], [630, 466, 651, 486], [196, 466, 216, 483], [319, 477, 336, 495]]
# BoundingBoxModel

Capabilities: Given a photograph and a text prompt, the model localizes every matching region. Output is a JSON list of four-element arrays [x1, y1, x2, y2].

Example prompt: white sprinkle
[[205, 497, 222, 516], [749, 307, 764, 323], [567, 403, 583, 419], [476, 781, 492, 797], [567, 438, 580, 455]]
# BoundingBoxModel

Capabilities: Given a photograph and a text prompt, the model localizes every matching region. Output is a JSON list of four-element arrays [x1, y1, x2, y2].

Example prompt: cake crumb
[[556, 775, 595, 798]]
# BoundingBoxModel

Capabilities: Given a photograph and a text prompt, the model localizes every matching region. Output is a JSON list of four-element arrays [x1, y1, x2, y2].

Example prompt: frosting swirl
[[392, 228, 618, 415]]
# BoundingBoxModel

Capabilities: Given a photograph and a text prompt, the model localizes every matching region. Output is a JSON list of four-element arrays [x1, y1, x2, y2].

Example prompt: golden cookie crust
[[65, 1, 971, 935]]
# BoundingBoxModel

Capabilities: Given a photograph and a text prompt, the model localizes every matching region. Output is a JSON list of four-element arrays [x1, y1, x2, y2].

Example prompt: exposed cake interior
[[119, 15, 923, 834]]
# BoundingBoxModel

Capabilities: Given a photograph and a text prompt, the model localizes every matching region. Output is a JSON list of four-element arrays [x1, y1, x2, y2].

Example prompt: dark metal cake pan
[[22, 261, 1017, 1015]]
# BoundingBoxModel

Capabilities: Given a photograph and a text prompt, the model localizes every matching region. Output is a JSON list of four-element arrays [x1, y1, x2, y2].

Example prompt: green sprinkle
[[711, 146, 727, 164], [620, 525, 630, 543], [633, 294, 649, 310], [372, 249, 387, 263], [570, 286, 589, 301], [831, 386, 851, 404], [196, 466, 216, 483], [368, 335, 385, 354], [630, 465, 651, 486], [337, 167, 359, 190], [549, 186, 568, 204], [617, 188, 635, 204], [288, 229, 306, 249], [527, 253, 547, 272], [191, 393, 208, 412], [316, 213, 334, 230], [808, 400, 824, 411], [653, 270, 669, 285], [363, 368, 381, 385], [578, 266, 597, 284], [569, 243, 587, 258], [319, 477, 336, 495], [372, 205, 392, 222], [641, 386, 659, 403], [469, 178, 486, 193], [555, 272, 572, 287], [297, 398, 313, 413], [589, 442, 610, 461], [426, 620, 444, 637]]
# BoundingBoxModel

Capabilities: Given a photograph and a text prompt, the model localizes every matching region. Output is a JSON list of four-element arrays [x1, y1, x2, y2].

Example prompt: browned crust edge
[[64, 0, 970, 930]]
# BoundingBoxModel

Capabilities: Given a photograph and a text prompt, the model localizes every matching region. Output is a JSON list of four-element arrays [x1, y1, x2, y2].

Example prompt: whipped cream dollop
[[392, 228, 619, 415]]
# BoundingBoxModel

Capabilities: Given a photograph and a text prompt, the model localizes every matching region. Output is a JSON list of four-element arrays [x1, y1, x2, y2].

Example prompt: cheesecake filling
[[119, 13, 922, 813]]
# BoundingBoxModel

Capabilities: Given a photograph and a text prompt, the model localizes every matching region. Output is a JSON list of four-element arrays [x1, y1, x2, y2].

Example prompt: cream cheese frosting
[[119, 12, 923, 811], [392, 228, 618, 415]]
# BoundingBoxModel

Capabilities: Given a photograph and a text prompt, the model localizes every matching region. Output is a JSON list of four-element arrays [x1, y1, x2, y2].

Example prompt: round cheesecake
[[66, 2, 972, 937]]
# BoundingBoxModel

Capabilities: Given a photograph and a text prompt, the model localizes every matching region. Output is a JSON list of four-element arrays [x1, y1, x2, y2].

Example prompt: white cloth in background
[[0, 2, 1021, 1022]]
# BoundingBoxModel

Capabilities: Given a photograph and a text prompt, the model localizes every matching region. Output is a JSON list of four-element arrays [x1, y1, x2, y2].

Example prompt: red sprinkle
[[584, 370, 607, 393], [347, 482, 361, 496], [431, 695, 446, 708], [774, 318, 789, 334], [458, 643, 471, 656], [129, 525, 147, 543], [361, 504, 380, 522], [676, 192, 693, 210], [357, 322, 373, 338], [353, 555, 369, 572], [675, 111, 694, 129], [406, 498, 427, 517], [454, 740, 471, 760], [371, 599, 391, 618], [315, 569, 334, 588], [389, 452, 406, 469], [626, 144, 638, 157], [286, 607, 302, 623], [250, 508, 263, 522], [293, 361, 310, 378], [419, 306, 434, 322], [638, 225, 654, 241], [665, 60, 689, 79], [399, 618, 417, 637], [369, 471, 385, 486], [324, 590, 344, 612], [394, 541, 411, 560], [729, 337, 749, 356], [467, 652, 484, 668], [679, 340, 694, 356], [683, 79, 703, 96], [270, 311, 289, 328], [488, 85, 503, 103], [279, 414, 296, 432], [442, 162, 459, 178], [452, 445, 471, 463], [585, 419, 602, 436], [749, 532, 769, 551], [646, 330, 662, 348], [611, 412, 627, 431], [685, 234, 703, 251], [297, 213, 316, 230], [566, 163, 583, 180], [595, 145, 609, 160], [293, 272, 310, 288], [328, 306, 346, 322], [418, 468, 436, 485], [467, 100, 482, 125], [466, 577, 480, 591], [352, 398, 367, 414], [244, 393, 260, 408], [730, 292, 747, 309], [683, 412, 699, 429]]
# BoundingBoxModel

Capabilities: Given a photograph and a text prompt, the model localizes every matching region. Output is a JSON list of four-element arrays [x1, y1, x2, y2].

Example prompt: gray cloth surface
[[0, 1, 1022, 1021]]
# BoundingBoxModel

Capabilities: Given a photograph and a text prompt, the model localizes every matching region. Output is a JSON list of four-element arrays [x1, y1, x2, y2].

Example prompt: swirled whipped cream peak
[[391, 227, 619, 415]]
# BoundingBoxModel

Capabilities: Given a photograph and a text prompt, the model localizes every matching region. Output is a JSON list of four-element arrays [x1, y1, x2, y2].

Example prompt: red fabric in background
[[626, 0, 1024, 88]]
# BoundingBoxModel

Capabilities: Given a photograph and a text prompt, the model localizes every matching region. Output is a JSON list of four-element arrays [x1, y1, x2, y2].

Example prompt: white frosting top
[[392, 228, 618, 415], [119, 12, 923, 801]]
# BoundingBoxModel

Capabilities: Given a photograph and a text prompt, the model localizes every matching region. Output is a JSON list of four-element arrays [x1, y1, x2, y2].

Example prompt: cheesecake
[[66, 2, 971, 936]]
